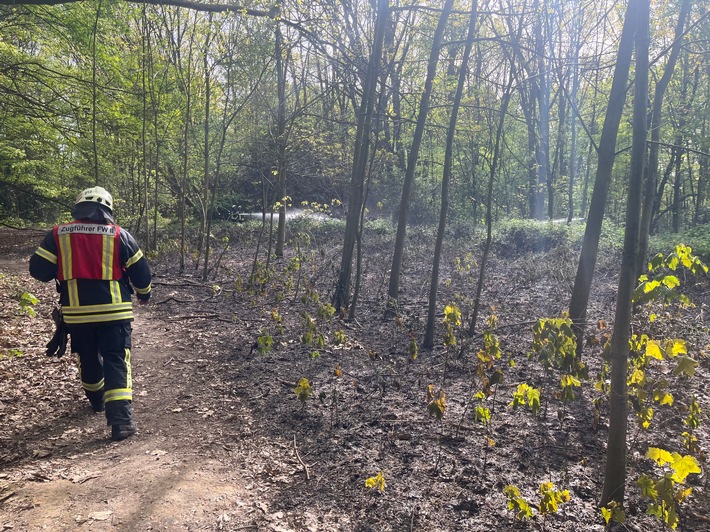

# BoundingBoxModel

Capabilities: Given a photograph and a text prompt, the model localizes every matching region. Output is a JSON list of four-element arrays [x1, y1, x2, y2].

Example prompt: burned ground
[[1, 223, 708, 531]]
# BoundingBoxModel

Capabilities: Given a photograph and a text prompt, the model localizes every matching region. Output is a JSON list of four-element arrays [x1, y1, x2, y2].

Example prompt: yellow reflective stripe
[[101, 235, 112, 280], [35, 247, 57, 264], [67, 279, 79, 307], [110, 280, 122, 304], [58, 232, 72, 279], [82, 378, 105, 392], [63, 312, 134, 325], [125, 348, 132, 389], [134, 283, 152, 295], [62, 302, 133, 314], [105, 388, 132, 402], [125, 249, 144, 268]]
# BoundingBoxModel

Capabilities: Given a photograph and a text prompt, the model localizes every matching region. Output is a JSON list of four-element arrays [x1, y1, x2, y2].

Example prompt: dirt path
[[0, 310, 255, 531]]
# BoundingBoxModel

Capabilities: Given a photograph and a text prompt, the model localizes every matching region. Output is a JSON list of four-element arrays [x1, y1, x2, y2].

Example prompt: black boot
[[90, 399, 105, 413], [111, 421, 136, 441], [86, 390, 105, 413]]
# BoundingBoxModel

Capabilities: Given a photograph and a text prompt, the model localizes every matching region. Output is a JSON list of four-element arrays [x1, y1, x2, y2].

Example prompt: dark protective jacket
[[29, 220, 152, 325]]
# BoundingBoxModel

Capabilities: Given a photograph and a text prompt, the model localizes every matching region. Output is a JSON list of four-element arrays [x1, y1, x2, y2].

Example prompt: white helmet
[[76, 186, 113, 212]]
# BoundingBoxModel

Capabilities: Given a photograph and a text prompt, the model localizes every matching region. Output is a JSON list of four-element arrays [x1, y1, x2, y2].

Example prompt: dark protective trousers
[[69, 322, 133, 425]]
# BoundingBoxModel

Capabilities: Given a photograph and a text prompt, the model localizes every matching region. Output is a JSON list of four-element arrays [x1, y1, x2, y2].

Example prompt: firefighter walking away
[[30, 186, 152, 441]]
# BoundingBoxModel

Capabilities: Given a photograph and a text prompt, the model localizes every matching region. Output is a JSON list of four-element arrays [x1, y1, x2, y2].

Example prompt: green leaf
[[661, 275, 680, 289], [365, 471, 386, 492], [643, 280, 661, 293], [673, 356, 698, 378], [647, 447, 674, 466], [645, 341, 664, 360], [670, 455, 701, 483], [637, 474, 658, 499], [653, 390, 674, 406], [669, 339, 687, 357]]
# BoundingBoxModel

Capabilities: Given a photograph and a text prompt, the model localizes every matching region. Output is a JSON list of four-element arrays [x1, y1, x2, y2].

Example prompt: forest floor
[[0, 222, 709, 532]]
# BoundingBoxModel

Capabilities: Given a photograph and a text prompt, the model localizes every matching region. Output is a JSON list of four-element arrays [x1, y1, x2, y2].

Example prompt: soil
[[0, 224, 709, 531]]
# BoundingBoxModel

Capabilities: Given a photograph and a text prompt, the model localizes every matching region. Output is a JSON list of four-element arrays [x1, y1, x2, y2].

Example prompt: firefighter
[[29, 186, 152, 441]]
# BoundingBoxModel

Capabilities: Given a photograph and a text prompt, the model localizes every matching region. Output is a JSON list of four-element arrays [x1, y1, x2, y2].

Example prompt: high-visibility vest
[[53, 222, 124, 281]]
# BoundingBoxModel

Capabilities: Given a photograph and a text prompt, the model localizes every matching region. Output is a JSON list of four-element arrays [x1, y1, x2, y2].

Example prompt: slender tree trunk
[[568, 0, 637, 355], [91, 0, 103, 185], [386, 0, 454, 318], [601, 0, 648, 507], [200, 21, 213, 274], [535, 0, 550, 220], [424, 0, 478, 348], [274, 20, 287, 258], [333, 0, 388, 313], [470, 72, 515, 335], [672, 141, 683, 233], [567, 0, 580, 223], [697, 114, 708, 224], [637, 0, 690, 273], [141, 5, 150, 250], [179, 19, 196, 274]]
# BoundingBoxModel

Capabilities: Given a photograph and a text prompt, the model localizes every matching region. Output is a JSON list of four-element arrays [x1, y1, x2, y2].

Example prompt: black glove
[[45, 307, 68, 358]]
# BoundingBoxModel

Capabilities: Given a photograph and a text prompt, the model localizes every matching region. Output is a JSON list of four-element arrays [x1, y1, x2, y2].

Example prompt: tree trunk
[[672, 142, 683, 233], [697, 112, 708, 224], [568, 0, 637, 355], [91, 0, 102, 185], [332, 0, 388, 313], [469, 72, 515, 336], [601, 0, 648, 507], [179, 17, 197, 274], [274, 20, 287, 258], [424, 0, 478, 349], [535, 0, 550, 220], [196, 19, 212, 271], [567, 0, 580, 223], [637, 0, 690, 273], [386, 0, 455, 318]]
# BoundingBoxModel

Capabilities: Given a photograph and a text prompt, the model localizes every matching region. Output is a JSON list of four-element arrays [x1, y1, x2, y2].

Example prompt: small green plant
[[510, 383, 541, 417], [633, 244, 707, 306], [503, 485, 534, 520], [18, 291, 39, 317], [0, 349, 24, 360], [256, 331, 274, 355], [473, 390, 491, 426], [559, 374, 581, 403], [637, 447, 702, 529], [532, 316, 585, 377], [503, 482, 570, 522], [364, 471, 386, 492], [317, 302, 336, 321], [442, 303, 461, 348], [271, 308, 285, 335], [600, 501, 626, 526], [301, 312, 316, 345], [682, 397, 701, 454], [294, 378, 313, 406], [334, 330, 346, 346], [408, 335, 419, 360], [625, 335, 697, 430], [426, 384, 446, 420]]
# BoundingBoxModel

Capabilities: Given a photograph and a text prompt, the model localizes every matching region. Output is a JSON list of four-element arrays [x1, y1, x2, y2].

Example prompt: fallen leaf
[[88, 510, 112, 521], [32, 450, 51, 459], [148, 450, 167, 457]]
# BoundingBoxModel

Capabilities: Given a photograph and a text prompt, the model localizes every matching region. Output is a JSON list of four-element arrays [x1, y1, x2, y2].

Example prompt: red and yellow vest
[[43, 222, 141, 325], [54, 222, 124, 282]]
